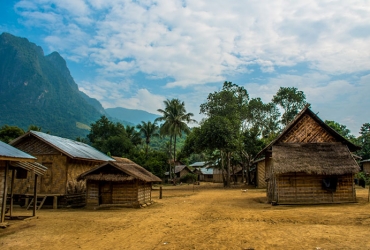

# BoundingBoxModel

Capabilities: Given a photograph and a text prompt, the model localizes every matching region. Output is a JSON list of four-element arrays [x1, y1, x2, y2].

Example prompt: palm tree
[[125, 125, 142, 146], [156, 99, 196, 179], [136, 121, 159, 156]]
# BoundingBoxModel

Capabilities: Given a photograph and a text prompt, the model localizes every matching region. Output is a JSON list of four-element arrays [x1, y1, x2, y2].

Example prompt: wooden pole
[[33, 174, 38, 217], [159, 186, 162, 199], [9, 168, 15, 217], [1, 162, 9, 223]]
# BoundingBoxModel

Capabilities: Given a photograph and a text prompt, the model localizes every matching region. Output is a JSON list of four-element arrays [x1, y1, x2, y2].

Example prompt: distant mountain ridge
[[0, 33, 160, 138], [105, 107, 160, 126]]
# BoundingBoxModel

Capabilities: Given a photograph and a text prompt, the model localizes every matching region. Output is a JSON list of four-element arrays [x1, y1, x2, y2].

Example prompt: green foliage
[[325, 120, 356, 143], [156, 98, 196, 167], [0, 125, 25, 143], [125, 149, 169, 178], [136, 121, 159, 155], [272, 86, 308, 126], [358, 123, 370, 160], [88, 116, 133, 156]]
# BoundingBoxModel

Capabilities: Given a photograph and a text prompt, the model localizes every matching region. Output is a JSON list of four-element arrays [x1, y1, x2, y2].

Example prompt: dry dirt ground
[[1, 183, 370, 250]]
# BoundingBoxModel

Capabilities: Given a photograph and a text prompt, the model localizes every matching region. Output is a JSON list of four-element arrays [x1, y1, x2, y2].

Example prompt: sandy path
[[1, 184, 370, 250]]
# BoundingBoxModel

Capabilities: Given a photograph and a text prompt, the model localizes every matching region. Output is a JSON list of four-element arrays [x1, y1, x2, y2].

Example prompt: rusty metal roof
[[12, 131, 114, 162], [0, 140, 36, 161]]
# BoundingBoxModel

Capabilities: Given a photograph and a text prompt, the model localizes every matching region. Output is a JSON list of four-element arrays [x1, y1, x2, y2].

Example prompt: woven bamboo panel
[[15, 136, 60, 155], [280, 114, 336, 143], [277, 173, 355, 204], [67, 159, 100, 194], [257, 161, 266, 188], [0, 165, 5, 215], [111, 181, 138, 205]]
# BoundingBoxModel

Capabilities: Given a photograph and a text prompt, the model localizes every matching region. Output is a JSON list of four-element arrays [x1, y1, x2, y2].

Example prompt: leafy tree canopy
[[0, 125, 25, 143]]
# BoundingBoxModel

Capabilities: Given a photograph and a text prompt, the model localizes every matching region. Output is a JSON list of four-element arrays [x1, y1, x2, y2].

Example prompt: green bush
[[180, 173, 197, 183]]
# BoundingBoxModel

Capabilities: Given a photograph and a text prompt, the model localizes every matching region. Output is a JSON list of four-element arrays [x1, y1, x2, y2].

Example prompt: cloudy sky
[[1, 0, 370, 135]]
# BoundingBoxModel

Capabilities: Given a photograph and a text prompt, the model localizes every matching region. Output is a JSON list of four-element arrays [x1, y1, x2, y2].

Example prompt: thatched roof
[[78, 157, 162, 182], [273, 143, 360, 175], [256, 106, 361, 160]]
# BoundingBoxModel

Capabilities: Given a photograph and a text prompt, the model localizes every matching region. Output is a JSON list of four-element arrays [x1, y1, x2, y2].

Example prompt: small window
[[322, 177, 338, 192]]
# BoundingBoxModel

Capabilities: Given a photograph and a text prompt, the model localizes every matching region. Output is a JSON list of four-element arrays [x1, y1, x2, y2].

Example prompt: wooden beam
[[33, 175, 38, 217], [1, 162, 9, 223], [9, 168, 15, 217]]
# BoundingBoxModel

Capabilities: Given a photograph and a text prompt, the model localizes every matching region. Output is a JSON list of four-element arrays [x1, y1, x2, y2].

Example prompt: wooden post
[[159, 186, 162, 199], [1, 162, 9, 223], [33, 174, 38, 217], [9, 168, 15, 217], [53, 196, 58, 209]]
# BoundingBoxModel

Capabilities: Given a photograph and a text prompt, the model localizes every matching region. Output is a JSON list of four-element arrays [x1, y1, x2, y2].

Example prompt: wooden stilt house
[[78, 157, 161, 208], [0, 141, 46, 223], [9, 131, 113, 208], [256, 106, 361, 204]]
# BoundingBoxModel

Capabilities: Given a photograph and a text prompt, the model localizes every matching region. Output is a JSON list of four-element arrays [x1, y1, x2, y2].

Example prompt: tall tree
[[0, 125, 24, 143], [156, 99, 196, 179], [125, 125, 142, 146], [358, 123, 370, 160], [272, 87, 308, 126], [325, 120, 356, 143], [136, 121, 159, 156], [200, 81, 249, 187]]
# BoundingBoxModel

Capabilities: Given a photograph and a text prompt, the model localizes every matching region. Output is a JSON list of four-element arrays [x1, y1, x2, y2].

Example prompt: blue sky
[[1, 0, 370, 135]]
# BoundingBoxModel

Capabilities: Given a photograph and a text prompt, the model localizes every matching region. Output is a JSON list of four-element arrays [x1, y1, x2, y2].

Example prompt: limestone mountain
[[0, 32, 106, 139]]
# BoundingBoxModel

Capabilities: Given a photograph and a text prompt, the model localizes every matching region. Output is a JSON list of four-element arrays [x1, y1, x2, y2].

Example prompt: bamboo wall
[[0, 162, 5, 217], [363, 162, 370, 174], [257, 161, 266, 188], [276, 173, 356, 204], [280, 114, 336, 143], [11, 155, 67, 194], [66, 159, 99, 194]]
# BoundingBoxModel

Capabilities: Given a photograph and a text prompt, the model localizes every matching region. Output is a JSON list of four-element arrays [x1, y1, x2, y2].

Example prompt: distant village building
[[360, 159, 370, 174], [252, 158, 267, 188], [0, 141, 46, 222], [10, 131, 113, 208], [256, 106, 360, 204], [78, 157, 161, 208]]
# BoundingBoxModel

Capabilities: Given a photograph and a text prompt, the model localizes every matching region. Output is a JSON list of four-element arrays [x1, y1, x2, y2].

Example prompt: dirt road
[[1, 184, 370, 250]]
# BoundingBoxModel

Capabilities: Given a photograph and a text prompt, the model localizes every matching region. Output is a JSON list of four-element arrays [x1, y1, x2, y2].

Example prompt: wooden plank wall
[[0, 163, 5, 216], [277, 173, 356, 204], [257, 161, 266, 188], [86, 181, 99, 206]]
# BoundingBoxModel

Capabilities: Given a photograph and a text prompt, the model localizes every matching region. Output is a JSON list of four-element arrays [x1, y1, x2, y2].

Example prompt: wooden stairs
[[26, 196, 47, 210]]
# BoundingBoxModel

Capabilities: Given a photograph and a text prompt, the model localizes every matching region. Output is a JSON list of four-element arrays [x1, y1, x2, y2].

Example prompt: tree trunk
[[226, 152, 231, 188]]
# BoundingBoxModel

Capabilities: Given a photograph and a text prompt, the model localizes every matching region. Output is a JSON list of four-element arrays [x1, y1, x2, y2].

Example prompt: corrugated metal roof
[[189, 162, 206, 167], [15, 131, 114, 162], [0, 141, 36, 161], [199, 167, 213, 175]]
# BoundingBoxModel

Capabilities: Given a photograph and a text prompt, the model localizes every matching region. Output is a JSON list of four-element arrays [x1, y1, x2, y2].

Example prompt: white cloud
[[14, 0, 370, 86]]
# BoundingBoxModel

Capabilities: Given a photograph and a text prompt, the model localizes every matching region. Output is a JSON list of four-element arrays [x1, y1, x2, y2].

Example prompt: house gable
[[13, 135, 60, 155], [279, 113, 336, 143]]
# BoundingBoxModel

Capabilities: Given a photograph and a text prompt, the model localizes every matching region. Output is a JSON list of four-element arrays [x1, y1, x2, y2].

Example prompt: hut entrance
[[99, 182, 112, 204]]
